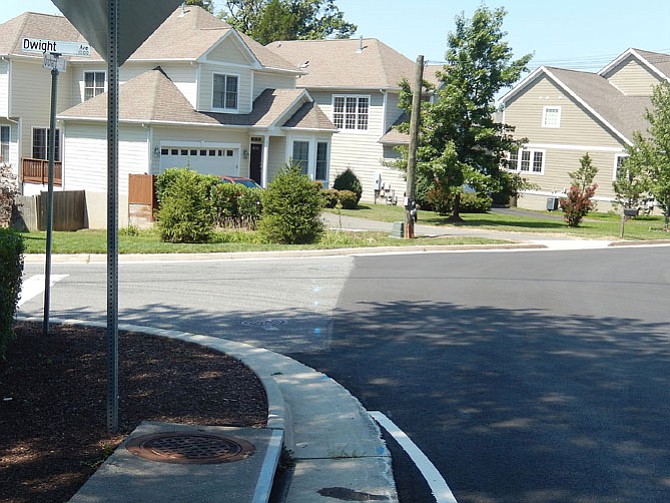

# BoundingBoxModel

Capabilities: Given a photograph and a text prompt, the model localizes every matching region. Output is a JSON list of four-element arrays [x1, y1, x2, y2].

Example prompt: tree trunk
[[446, 192, 464, 223]]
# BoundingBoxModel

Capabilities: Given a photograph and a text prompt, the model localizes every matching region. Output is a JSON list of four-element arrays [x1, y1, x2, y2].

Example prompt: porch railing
[[21, 158, 62, 186]]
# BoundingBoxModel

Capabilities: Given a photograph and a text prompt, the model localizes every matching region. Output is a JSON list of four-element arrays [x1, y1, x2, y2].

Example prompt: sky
[[2, 0, 669, 73]]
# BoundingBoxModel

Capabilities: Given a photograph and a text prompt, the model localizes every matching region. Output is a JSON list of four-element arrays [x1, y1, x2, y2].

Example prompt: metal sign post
[[52, 0, 182, 435]]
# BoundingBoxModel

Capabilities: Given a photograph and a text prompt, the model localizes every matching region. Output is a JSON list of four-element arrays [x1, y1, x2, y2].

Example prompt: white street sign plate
[[43, 53, 67, 72], [22, 37, 90, 57]]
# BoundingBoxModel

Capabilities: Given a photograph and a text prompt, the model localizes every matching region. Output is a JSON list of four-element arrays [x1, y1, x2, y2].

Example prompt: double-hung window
[[292, 141, 310, 174], [316, 142, 328, 181], [213, 74, 238, 110], [333, 95, 369, 130], [0, 125, 9, 163], [507, 148, 544, 174], [32, 128, 61, 161], [84, 71, 105, 100]]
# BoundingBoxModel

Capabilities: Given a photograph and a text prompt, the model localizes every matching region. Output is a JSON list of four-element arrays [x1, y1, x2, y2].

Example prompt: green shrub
[[338, 190, 358, 209], [154, 167, 184, 205], [0, 164, 19, 228], [0, 228, 23, 359], [258, 164, 324, 244], [236, 188, 263, 229], [460, 192, 493, 213], [156, 169, 214, 243], [333, 168, 363, 203], [427, 180, 453, 215], [321, 189, 340, 208]]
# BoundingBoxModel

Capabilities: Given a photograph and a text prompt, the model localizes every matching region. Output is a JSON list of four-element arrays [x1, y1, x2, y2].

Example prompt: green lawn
[[327, 204, 670, 241], [19, 228, 506, 255]]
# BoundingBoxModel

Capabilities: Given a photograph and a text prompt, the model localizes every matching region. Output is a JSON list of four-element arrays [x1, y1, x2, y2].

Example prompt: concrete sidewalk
[[52, 318, 397, 503]]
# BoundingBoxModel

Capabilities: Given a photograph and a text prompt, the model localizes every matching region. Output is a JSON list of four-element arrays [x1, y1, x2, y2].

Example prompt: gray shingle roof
[[544, 67, 651, 140], [58, 67, 334, 131], [266, 38, 416, 90], [631, 49, 670, 80]]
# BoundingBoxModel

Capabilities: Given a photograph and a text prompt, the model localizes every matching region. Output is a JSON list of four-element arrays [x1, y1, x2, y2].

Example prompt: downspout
[[261, 135, 270, 187]]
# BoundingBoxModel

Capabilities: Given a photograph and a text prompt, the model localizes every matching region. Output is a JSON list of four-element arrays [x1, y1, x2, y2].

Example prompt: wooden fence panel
[[128, 174, 156, 226]]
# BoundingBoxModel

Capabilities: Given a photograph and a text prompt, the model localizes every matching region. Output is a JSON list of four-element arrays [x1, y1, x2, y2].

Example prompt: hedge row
[[0, 228, 23, 359]]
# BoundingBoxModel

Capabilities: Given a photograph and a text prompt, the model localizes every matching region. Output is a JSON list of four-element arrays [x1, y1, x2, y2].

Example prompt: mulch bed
[[0, 322, 268, 503]]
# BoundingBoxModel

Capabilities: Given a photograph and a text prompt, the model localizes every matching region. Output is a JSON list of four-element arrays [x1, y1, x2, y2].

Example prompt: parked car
[[219, 176, 262, 189]]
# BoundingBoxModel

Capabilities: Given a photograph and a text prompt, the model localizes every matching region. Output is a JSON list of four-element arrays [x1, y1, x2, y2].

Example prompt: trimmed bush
[[0, 228, 23, 359], [0, 164, 19, 228], [320, 188, 340, 208], [258, 164, 324, 244], [156, 169, 214, 243], [460, 192, 493, 213], [333, 168, 363, 203], [338, 190, 358, 209]]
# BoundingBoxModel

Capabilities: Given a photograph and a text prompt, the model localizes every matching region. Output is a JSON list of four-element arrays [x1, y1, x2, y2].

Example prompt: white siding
[[310, 90, 407, 202], [63, 123, 149, 195], [0, 61, 9, 117], [11, 60, 72, 160], [253, 71, 296, 100], [198, 63, 253, 114]]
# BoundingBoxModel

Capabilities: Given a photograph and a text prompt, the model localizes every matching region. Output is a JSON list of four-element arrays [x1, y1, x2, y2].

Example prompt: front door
[[249, 143, 262, 185]]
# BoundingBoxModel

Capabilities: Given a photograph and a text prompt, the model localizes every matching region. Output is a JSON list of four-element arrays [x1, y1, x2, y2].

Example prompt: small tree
[[612, 153, 649, 212], [560, 153, 598, 227], [156, 169, 214, 243], [333, 168, 362, 204], [258, 163, 324, 244], [628, 82, 670, 230]]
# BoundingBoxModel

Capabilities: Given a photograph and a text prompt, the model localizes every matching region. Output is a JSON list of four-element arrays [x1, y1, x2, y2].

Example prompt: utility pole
[[405, 55, 424, 239]]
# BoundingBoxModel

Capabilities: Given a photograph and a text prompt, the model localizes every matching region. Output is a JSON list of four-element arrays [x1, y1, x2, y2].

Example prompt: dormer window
[[84, 71, 105, 100], [542, 106, 561, 128], [213, 73, 238, 111]]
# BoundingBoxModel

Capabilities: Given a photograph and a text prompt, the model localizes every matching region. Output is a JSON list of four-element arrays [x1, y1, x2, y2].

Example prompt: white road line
[[18, 274, 68, 307], [369, 411, 458, 503]]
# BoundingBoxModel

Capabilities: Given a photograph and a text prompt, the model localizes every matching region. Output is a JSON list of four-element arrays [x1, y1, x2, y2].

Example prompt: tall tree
[[629, 81, 670, 230], [400, 6, 531, 220], [222, 0, 356, 45]]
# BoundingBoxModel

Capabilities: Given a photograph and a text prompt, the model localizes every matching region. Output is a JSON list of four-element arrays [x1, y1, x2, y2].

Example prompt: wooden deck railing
[[21, 158, 62, 186]]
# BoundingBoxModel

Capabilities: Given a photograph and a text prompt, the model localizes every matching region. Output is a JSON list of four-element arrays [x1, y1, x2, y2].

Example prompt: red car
[[219, 176, 262, 189]]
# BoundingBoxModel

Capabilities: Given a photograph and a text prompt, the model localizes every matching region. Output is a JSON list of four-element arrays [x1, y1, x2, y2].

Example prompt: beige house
[[500, 48, 670, 211], [0, 6, 336, 227], [266, 38, 419, 203]]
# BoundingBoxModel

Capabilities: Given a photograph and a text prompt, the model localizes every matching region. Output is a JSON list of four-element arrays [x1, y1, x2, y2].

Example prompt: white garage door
[[160, 146, 239, 177]]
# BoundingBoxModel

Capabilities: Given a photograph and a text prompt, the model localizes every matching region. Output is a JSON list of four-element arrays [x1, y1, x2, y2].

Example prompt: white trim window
[[613, 153, 629, 180], [32, 127, 61, 161], [212, 73, 239, 111], [333, 95, 370, 130], [316, 142, 328, 181], [84, 71, 106, 100], [0, 125, 9, 163], [507, 148, 545, 174], [292, 141, 310, 174], [542, 106, 561, 128]]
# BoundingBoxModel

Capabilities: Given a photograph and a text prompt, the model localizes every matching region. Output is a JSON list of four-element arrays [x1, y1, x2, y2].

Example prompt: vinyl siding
[[309, 89, 407, 201], [0, 61, 9, 117], [267, 136, 286, 181], [253, 71, 296, 100], [505, 76, 624, 148], [11, 60, 72, 160], [206, 35, 252, 66], [198, 63, 253, 114], [604, 57, 662, 96], [62, 123, 149, 195]]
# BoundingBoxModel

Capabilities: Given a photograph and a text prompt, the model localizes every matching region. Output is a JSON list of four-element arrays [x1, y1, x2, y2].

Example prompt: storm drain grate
[[241, 319, 287, 331], [126, 432, 255, 464]]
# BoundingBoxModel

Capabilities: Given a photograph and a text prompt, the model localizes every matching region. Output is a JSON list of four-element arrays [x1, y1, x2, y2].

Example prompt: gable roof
[[500, 64, 652, 145], [599, 48, 670, 81], [58, 67, 334, 131], [265, 38, 416, 90], [0, 7, 298, 72]]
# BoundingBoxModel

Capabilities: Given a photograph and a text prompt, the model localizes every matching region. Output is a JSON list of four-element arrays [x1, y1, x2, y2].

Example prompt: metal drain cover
[[241, 319, 287, 331], [126, 432, 255, 464]]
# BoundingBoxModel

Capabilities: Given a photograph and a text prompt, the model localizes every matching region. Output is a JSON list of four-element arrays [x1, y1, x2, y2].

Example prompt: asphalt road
[[19, 245, 670, 502]]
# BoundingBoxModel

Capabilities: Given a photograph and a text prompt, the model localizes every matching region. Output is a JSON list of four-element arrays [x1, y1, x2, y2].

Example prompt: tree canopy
[[185, 0, 216, 12], [398, 6, 532, 219], [220, 0, 357, 45]]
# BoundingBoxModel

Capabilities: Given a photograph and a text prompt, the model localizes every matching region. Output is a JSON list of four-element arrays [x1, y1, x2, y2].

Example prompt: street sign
[[22, 37, 90, 57], [43, 53, 67, 72]]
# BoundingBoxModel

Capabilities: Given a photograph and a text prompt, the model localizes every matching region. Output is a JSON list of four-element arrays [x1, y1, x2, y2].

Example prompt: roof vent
[[179, 2, 186, 17], [300, 60, 309, 68], [356, 36, 365, 53]]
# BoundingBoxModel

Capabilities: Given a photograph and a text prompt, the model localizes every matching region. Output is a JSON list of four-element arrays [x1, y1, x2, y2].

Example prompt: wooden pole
[[405, 55, 424, 239]]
